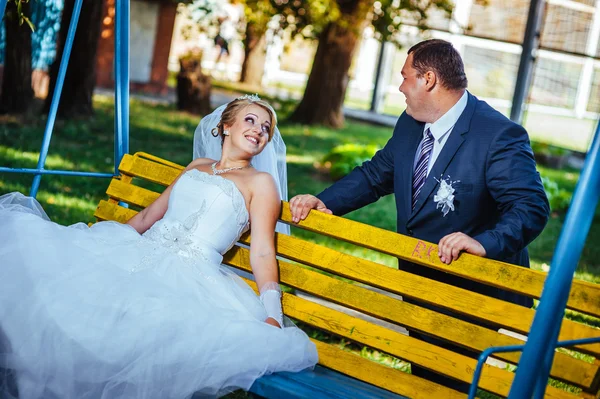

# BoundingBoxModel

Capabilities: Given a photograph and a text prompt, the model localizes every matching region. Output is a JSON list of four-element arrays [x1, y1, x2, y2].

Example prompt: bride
[[0, 95, 318, 399]]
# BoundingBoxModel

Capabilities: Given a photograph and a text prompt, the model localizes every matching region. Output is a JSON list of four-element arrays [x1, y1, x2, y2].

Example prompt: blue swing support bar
[[0, 0, 130, 196], [2, 0, 600, 396], [468, 336, 600, 398]]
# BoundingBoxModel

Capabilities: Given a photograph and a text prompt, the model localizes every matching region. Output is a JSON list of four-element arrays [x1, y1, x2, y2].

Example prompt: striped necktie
[[412, 129, 434, 210]]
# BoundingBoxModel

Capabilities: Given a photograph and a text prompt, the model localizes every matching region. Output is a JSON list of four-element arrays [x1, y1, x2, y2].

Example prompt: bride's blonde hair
[[211, 95, 277, 142]]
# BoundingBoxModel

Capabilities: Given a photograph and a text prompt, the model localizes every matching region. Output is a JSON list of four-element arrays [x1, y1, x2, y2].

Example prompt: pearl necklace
[[211, 161, 252, 175]]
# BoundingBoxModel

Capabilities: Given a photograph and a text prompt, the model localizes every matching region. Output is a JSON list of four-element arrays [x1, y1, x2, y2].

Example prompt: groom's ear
[[423, 70, 437, 91]]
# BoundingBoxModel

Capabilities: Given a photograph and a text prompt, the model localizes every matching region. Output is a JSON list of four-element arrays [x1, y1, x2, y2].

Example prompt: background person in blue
[[290, 39, 550, 390]]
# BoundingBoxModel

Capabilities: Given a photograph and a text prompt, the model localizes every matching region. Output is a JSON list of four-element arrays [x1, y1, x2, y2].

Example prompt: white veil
[[193, 101, 290, 235]]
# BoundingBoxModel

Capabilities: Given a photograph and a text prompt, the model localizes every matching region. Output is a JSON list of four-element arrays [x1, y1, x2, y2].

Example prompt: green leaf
[[22, 15, 35, 31], [9, 0, 35, 31]]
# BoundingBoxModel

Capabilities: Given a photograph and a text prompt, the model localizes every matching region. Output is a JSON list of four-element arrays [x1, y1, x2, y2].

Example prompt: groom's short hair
[[408, 39, 468, 91]]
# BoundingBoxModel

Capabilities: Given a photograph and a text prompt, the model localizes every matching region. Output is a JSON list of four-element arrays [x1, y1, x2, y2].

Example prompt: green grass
[[0, 97, 200, 223], [1, 92, 599, 396]]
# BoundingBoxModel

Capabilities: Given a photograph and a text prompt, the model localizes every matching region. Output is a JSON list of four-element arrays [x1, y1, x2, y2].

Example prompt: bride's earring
[[223, 130, 230, 136]]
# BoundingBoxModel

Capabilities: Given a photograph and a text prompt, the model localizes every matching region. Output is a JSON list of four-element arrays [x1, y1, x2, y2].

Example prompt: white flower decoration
[[433, 176, 459, 217]]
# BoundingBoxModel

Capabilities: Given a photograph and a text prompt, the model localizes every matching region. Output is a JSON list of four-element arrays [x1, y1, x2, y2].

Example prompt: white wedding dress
[[0, 169, 318, 399]]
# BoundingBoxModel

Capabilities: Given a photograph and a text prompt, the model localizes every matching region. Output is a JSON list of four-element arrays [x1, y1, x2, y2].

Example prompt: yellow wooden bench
[[95, 152, 600, 399]]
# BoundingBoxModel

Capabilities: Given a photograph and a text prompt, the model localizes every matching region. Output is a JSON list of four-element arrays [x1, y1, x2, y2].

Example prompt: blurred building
[[96, 0, 177, 95], [0, 0, 177, 97]]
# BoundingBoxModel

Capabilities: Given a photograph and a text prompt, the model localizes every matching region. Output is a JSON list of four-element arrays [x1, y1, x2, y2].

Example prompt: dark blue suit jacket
[[318, 93, 550, 307]]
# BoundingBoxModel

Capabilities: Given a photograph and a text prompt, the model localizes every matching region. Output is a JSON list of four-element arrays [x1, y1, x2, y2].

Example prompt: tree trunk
[[44, 0, 103, 117], [176, 55, 212, 115], [0, 0, 33, 114], [240, 22, 267, 88], [288, 1, 369, 128]]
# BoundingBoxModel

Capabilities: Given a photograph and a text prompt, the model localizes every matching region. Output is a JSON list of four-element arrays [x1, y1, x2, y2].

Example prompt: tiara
[[237, 93, 261, 102]]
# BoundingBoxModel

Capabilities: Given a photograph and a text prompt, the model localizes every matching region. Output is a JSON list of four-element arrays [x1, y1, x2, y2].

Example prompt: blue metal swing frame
[[2, 0, 600, 396], [0, 0, 129, 197]]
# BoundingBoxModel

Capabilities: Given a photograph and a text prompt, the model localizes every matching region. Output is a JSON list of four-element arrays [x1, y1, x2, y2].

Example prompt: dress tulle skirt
[[0, 193, 317, 399]]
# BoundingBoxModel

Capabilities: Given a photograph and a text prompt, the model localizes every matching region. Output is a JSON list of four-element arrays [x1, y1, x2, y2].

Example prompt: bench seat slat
[[226, 247, 596, 391], [280, 205, 600, 319], [249, 365, 408, 399], [310, 341, 461, 399]]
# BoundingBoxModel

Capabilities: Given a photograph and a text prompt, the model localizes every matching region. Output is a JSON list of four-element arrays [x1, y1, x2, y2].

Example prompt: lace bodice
[[142, 169, 249, 263]]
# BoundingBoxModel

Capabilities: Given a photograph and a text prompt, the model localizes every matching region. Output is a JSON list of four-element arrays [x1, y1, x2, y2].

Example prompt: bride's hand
[[265, 317, 281, 328]]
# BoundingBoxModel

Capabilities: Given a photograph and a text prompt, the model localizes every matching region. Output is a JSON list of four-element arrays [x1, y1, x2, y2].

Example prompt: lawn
[[1, 93, 599, 397]]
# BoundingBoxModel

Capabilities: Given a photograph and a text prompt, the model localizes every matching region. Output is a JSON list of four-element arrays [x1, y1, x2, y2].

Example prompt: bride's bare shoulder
[[249, 171, 278, 196]]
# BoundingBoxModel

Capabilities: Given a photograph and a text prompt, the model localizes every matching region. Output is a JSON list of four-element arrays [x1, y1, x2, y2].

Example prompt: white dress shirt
[[413, 91, 468, 176]]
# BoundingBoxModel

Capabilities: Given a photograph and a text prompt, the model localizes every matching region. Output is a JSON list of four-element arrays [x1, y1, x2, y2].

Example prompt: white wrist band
[[260, 289, 283, 327], [259, 281, 281, 293]]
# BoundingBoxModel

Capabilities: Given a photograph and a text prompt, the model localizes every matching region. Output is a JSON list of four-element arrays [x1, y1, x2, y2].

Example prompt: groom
[[290, 39, 550, 388]]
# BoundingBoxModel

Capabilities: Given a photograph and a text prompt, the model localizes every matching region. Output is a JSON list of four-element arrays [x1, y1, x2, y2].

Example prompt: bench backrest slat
[[280, 205, 600, 320], [95, 199, 136, 223], [106, 179, 159, 208], [119, 153, 182, 185]]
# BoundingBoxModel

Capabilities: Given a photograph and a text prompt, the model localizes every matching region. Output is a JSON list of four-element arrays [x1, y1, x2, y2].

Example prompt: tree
[[239, 0, 332, 87], [0, 0, 34, 114], [289, 0, 454, 128], [182, 0, 329, 88], [239, 21, 267, 86], [239, 1, 274, 87], [181, 0, 263, 84], [44, 0, 103, 117]]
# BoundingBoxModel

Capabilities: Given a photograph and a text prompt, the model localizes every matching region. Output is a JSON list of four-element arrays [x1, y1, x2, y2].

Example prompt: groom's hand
[[289, 194, 332, 223], [438, 232, 486, 264]]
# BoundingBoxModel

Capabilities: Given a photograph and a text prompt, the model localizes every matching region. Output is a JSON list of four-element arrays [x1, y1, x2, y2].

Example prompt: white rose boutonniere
[[433, 176, 459, 217]]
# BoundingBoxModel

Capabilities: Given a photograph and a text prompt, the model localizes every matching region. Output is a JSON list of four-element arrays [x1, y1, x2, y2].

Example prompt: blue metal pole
[[0, 167, 113, 178], [0, 0, 7, 22], [508, 121, 600, 398], [469, 344, 525, 399], [114, 0, 130, 175], [29, 0, 83, 198], [532, 319, 562, 399], [469, 336, 600, 399]]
